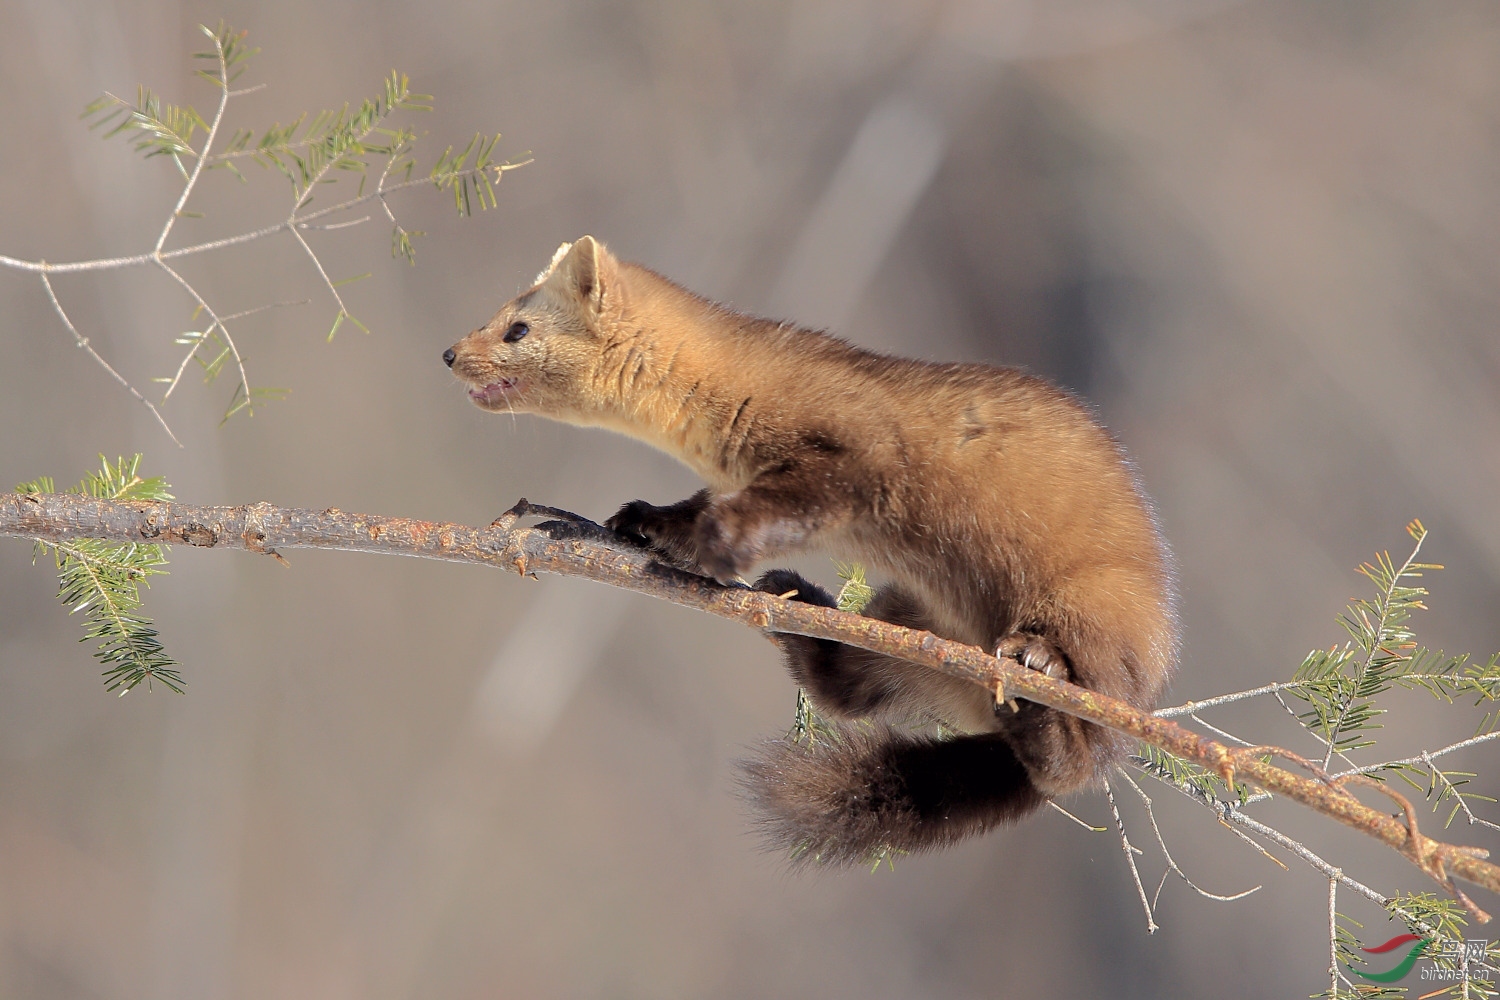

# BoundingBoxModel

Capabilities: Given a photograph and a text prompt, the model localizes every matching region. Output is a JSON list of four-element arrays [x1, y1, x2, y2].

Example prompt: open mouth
[[467, 378, 520, 405]]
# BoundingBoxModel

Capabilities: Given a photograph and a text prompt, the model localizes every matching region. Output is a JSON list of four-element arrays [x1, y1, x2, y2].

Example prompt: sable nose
[[442, 347, 456, 368]]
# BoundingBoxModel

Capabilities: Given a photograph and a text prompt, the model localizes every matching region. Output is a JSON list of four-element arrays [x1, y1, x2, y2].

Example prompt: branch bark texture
[[3, 491, 1496, 908]]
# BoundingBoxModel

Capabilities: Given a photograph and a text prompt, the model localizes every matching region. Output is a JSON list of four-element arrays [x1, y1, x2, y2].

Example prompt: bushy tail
[[738, 726, 1046, 866]]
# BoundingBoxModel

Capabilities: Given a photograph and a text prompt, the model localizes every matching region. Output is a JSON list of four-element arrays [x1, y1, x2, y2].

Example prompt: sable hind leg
[[755, 570, 994, 730], [992, 562, 1176, 798], [992, 628, 1123, 797]]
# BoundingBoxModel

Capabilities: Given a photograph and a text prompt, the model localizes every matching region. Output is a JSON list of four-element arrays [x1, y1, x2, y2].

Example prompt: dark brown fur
[[445, 237, 1178, 865]]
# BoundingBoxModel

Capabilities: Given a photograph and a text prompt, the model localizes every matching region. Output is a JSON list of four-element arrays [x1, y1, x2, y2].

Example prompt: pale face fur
[[446, 236, 769, 491], [446, 236, 622, 427]]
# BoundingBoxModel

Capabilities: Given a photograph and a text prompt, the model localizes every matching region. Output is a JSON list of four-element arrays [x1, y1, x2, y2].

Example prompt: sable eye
[[503, 322, 529, 343]]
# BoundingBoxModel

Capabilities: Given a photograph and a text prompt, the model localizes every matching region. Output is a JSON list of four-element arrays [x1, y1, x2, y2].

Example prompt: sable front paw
[[605, 499, 662, 546], [605, 495, 704, 569]]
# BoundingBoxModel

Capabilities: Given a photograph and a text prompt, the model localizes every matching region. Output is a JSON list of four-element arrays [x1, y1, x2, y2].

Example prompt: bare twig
[[1104, 777, 1158, 933], [6, 163, 518, 422], [1137, 756, 1392, 908], [1113, 767, 1261, 906], [216, 300, 310, 322], [37, 271, 181, 446], [154, 259, 250, 405], [0, 493, 1496, 913], [1217, 813, 1288, 869], [1155, 681, 1310, 718], [1141, 748, 1500, 982], [288, 225, 353, 326], [299, 217, 370, 232], [1335, 732, 1500, 780], [1188, 712, 1255, 747], [1048, 801, 1106, 833], [1328, 873, 1341, 999]]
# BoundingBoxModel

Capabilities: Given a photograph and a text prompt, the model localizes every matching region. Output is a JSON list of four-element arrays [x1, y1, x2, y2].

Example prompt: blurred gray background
[[3, 1, 1499, 997]]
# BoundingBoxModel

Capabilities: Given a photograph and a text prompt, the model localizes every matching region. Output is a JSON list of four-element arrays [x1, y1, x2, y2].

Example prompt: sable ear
[[545, 235, 614, 313]]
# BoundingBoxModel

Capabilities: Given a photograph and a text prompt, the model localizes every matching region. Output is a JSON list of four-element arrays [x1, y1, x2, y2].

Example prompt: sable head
[[443, 235, 620, 419]]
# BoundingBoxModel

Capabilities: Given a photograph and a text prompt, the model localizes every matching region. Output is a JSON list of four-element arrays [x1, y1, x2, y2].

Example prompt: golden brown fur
[[445, 236, 1177, 865]]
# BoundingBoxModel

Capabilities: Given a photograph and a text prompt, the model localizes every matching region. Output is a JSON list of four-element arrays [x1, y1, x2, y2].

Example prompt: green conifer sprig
[[221, 383, 291, 425], [82, 87, 208, 174], [834, 562, 875, 614], [430, 131, 511, 218], [1292, 521, 1449, 760], [1322, 893, 1497, 999], [1394, 648, 1500, 710], [218, 70, 432, 202], [71, 22, 530, 426], [1378, 760, 1500, 831], [16, 456, 181, 694], [82, 31, 522, 263], [80, 24, 256, 179], [1132, 743, 1251, 807], [192, 23, 258, 85], [1389, 892, 1497, 998], [1321, 909, 1406, 1000]]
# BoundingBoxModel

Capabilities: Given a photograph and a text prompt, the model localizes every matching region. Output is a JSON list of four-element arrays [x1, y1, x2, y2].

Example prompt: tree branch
[[2, 491, 1497, 912], [0, 165, 521, 277]]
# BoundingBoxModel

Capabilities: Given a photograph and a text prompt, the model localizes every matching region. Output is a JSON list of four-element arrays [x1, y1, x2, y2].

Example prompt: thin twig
[[1335, 732, 1500, 780], [1132, 748, 1492, 965], [1156, 681, 1310, 718], [1141, 760, 1392, 909], [153, 260, 250, 406], [1328, 873, 1339, 1000], [0, 166, 509, 275], [1217, 813, 1288, 869], [1114, 767, 1261, 905], [1189, 712, 1255, 746], [216, 299, 310, 323], [1048, 800, 1106, 833], [298, 217, 370, 232], [288, 224, 352, 324], [37, 271, 181, 447], [155, 31, 230, 254], [1105, 777, 1158, 933]]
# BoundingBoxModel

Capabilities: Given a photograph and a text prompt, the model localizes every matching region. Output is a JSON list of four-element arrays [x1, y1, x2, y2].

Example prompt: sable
[[446, 236, 1178, 864]]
